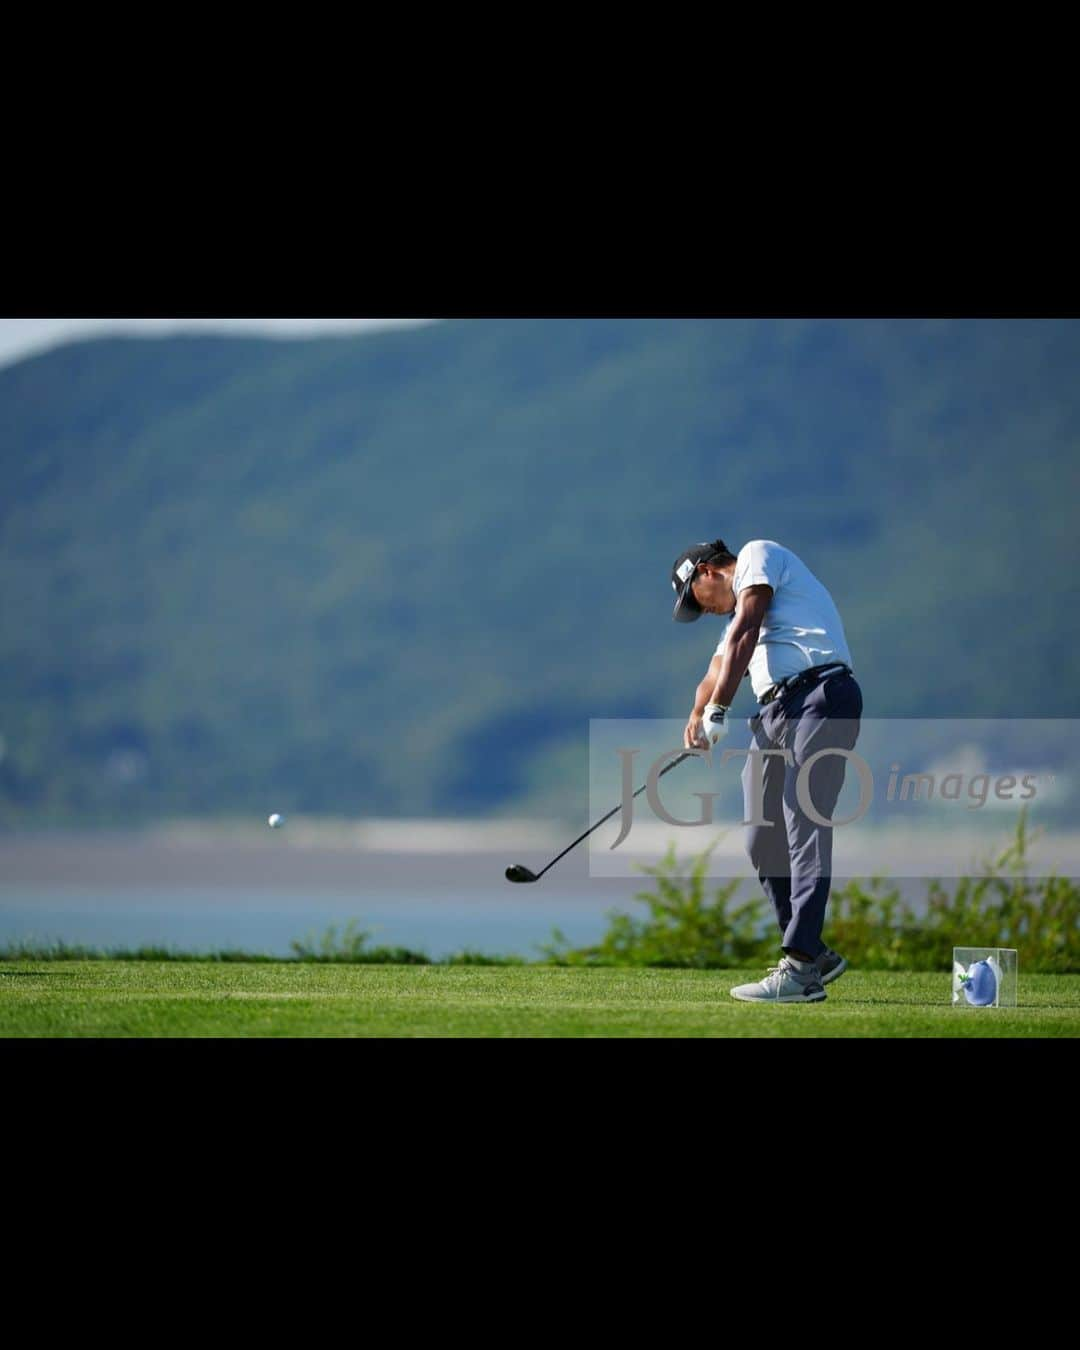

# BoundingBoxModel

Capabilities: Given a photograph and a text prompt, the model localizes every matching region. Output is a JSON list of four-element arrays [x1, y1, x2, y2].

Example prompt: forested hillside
[[2, 318, 1076, 824]]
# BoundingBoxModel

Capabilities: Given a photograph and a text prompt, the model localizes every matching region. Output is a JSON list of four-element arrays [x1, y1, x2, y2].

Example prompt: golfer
[[671, 538, 863, 1004]]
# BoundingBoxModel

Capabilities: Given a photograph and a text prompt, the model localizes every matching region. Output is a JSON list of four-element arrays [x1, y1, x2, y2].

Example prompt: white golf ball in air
[[268, 813, 285, 829]]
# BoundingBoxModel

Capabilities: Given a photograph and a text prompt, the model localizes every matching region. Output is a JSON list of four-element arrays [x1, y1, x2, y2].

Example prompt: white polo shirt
[[713, 540, 853, 701]]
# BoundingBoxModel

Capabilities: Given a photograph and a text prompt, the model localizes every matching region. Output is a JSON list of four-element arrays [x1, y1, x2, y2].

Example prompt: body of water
[[0, 825, 1032, 960], [0, 830, 635, 959], [0, 883, 624, 959]]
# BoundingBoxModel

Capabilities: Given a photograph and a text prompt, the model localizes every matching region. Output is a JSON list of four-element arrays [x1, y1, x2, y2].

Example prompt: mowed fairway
[[2, 963, 1079, 1037]]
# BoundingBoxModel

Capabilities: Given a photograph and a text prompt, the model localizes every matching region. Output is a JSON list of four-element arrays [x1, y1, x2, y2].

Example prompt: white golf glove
[[701, 703, 729, 746]]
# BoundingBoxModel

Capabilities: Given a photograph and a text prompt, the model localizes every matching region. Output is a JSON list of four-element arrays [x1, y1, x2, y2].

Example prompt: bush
[[0, 938, 281, 962], [540, 837, 774, 968], [543, 812, 1080, 972], [288, 920, 432, 965], [829, 812, 1079, 973]]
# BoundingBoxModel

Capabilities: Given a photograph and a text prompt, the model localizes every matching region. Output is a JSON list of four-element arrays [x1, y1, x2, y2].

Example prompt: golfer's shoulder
[[739, 538, 787, 559], [735, 539, 789, 589]]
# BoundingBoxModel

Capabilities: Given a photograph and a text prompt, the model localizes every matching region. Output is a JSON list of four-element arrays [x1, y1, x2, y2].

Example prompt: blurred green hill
[[1, 318, 1077, 825]]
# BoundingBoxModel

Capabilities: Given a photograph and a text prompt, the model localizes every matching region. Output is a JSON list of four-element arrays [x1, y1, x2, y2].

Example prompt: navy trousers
[[741, 671, 863, 958]]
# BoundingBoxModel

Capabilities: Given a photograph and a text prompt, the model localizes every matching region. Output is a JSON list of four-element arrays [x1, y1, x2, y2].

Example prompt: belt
[[759, 662, 852, 707]]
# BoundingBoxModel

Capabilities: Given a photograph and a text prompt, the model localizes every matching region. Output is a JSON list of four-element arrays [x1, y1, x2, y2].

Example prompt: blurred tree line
[[1, 319, 1077, 825]]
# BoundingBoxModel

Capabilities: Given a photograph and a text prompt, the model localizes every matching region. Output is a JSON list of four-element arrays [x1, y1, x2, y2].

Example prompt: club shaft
[[534, 750, 695, 880]]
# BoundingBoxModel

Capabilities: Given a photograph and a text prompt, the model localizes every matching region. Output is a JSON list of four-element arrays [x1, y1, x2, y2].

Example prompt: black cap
[[671, 540, 729, 623]]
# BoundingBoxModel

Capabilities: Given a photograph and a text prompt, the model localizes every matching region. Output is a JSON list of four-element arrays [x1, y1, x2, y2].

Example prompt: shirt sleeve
[[733, 540, 785, 596]]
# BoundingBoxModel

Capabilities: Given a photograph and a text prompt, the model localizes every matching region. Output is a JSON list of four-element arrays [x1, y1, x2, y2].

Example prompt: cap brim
[[672, 576, 704, 623]]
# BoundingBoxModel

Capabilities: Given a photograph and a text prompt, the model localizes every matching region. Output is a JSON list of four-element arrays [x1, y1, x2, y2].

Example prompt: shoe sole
[[730, 989, 827, 1003], [820, 957, 848, 985]]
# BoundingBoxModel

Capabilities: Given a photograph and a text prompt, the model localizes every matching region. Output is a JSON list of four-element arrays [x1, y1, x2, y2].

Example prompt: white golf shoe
[[730, 956, 827, 1003]]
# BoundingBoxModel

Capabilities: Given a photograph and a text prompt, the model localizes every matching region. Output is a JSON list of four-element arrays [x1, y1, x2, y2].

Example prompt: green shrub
[[540, 837, 774, 968], [288, 920, 432, 965], [442, 950, 527, 966], [830, 812, 1079, 973], [0, 938, 281, 962], [544, 812, 1080, 973]]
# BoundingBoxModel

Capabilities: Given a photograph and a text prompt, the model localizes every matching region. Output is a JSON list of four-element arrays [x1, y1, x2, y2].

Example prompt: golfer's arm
[[698, 585, 773, 711], [692, 656, 726, 718]]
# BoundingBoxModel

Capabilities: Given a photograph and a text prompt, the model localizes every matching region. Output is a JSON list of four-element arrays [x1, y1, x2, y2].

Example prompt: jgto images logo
[[607, 746, 1041, 850]]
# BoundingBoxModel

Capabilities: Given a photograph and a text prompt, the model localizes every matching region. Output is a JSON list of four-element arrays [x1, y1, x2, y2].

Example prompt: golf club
[[505, 749, 696, 884]]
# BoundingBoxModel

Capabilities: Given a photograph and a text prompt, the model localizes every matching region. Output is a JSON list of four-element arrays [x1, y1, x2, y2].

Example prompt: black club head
[[505, 864, 540, 884]]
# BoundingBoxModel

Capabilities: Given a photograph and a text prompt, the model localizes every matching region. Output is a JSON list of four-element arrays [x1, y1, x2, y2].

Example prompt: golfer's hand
[[701, 703, 729, 746], [684, 712, 708, 749]]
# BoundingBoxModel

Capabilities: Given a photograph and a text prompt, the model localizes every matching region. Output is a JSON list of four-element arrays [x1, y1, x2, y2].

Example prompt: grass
[[2, 962, 1078, 1037]]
